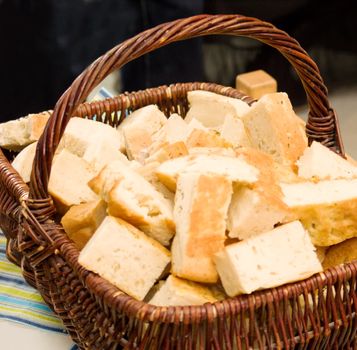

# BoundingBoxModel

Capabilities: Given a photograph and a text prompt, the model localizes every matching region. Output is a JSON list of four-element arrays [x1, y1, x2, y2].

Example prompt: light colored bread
[[188, 147, 236, 157], [119, 105, 167, 160], [171, 173, 232, 283], [227, 186, 292, 240], [297, 141, 357, 180], [156, 154, 259, 192], [323, 238, 357, 270], [149, 275, 218, 306], [11, 142, 37, 183], [145, 141, 188, 164], [0, 111, 51, 151], [241, 93, 308, 169], [61, 199, 107, 250], [48, 150, 98, 214], [89, 160, 175, 246], [185, 90, 250, 128], [135, 162, 175, 202], [58, 117, 127, 172], [236, 147, 300, 186], [185, 128, 232, 149], [220, 114, 251, 148], [281, 179, 357, 246], [78, 216, 171, 301], [215, 221, 322, 296], [346, 154, 357, 166]]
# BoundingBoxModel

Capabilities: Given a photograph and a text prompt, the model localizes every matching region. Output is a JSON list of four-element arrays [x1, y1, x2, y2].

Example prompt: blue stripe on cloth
[[0, 314, 67, 333], [0, 231, 77, 348]]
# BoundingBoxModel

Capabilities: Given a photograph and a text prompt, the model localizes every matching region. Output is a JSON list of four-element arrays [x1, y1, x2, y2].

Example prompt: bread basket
[[0, 14, 356, 349]]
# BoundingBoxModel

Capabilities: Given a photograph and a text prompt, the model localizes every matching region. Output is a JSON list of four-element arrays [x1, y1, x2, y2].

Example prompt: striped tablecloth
[[0, 232, 77, 349]]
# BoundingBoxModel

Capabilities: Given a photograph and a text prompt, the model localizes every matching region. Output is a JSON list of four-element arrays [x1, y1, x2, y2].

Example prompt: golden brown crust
[[295, 198, 357, 246], [29, 111, 51, 140], [186, 129, 232, 148], [323, 238, 357, 269]]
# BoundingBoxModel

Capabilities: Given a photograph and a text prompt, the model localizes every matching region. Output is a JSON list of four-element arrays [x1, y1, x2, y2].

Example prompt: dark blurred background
[[0, 0, 356, 121]]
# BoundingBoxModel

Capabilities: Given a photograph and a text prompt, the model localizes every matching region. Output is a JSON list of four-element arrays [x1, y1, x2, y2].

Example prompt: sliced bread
[[215, 221, 322, 296], [171, 173, 232, 283], [119, 105, 167, 160], [78, 216, 171, 301], [323, 238, 357, 270], [61, 199, 107, 250], [185, 90, 250, 128], [89, 161, 175, 246], [48, 150, 98, 214], [156, 154, 258, 192], [12, 141, 38, 183], [0, 111, 51, 151], [149, 275, 218, 306], [297, 141, 357, 180], [241, 93, 308, 169], [281, 179, 357, 246]]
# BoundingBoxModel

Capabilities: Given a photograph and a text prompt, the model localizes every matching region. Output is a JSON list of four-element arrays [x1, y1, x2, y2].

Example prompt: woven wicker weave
[[0, 14, 356, 349]]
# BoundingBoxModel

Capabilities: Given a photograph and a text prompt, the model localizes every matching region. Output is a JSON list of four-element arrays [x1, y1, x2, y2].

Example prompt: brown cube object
[[236, 70, 277, 99]]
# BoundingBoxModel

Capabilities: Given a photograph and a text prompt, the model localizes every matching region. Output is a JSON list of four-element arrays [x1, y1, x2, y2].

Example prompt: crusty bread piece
[[0, 111, 51, 151], [89, 160, 175, 246], [297, 141, 357, 180], [281, 179, 357, 246], [227, 147, 296, 239], [136, 162, 175, 202], [61, 199, 107, 250], [58, 117, 127, 172], [315, 246, 327, 264], [220, 114, 251, 148], [188, 147, 236, 157], [12, 142, 37, 183], [227, 186, 292, 240], [78, 216, 171, 301], [48, 150, 98, 214], [149, 275, 218, 306], [323, 238, 357, 270], [241, 93, 308, 169], [156, 154, 258, 191], [215, 221, 322, 296], [145, 141, 188, 165], [235, 147, 300, 185], [185, 90, 250, 128], [118, 105, 167, 160], [185, 128, 232, 149], [171, 173, 232, 283]]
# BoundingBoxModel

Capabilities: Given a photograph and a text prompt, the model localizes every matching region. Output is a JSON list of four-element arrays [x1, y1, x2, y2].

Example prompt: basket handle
[[30, 14, 344, 200]]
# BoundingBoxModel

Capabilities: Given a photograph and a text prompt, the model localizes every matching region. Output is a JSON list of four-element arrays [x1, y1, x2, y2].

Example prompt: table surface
[[0, 320, 75, 350]]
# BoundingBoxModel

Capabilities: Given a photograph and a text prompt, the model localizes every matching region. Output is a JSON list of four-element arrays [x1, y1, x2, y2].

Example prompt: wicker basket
[[0, 14, 356, 349]]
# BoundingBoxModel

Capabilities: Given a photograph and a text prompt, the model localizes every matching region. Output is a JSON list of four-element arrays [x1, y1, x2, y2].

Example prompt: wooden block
[[236, 70, 277, 99]]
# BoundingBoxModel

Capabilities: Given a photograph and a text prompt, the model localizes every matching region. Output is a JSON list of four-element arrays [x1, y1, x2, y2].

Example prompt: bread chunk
[[215, 221, 322, 296], [12, 142, 37, 183], [241, 93, 307, 169], [0, 111, 50, 151], [185, 90, 250, 128], [156, 154, 258, 191], [58, 117, 127, 172], [48, 150, 98, 213], [119, 105, 167, 160], [171, 173, 232, 283], [149, 275, 217, 306], [227, 186, 292, 240], [323, 238, 357, 270], [78, 216, 171, 301], [297, 141, 357, 180], [61, 199, 107, 250], [281, 179, 357, 246], [89, 160, 175, 246]]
